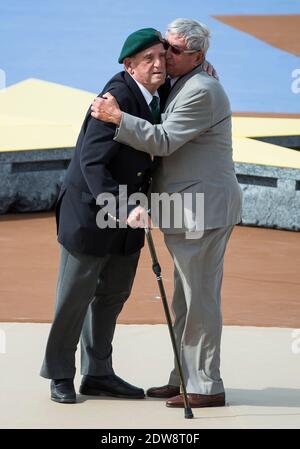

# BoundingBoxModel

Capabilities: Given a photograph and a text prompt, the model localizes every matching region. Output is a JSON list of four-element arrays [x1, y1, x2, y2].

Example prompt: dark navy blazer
[[56, 71, 156, 257]]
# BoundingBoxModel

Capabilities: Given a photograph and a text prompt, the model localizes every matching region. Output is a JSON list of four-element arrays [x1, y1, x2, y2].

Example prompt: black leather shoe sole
[[51, 394, 76, 404], [79, 385, 145, 399]]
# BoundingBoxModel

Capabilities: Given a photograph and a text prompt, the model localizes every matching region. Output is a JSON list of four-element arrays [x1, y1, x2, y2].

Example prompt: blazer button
[[137, 172, 143, 176]]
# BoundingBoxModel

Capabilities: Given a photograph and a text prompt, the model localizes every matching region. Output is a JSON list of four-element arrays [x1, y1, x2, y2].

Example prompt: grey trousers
[[164, 225, 234, 395], [40, 245, 140, 379]]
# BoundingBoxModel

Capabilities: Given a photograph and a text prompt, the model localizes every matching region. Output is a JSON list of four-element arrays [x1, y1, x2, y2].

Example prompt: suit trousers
[[164, 225, 234, 394], [40, 245, 140, 379]]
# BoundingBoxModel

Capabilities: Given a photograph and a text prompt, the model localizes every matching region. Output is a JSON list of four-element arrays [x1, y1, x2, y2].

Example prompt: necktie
[[149, 96, 160, 124]]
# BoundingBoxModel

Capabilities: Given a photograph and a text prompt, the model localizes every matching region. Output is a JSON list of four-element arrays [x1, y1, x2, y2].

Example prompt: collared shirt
[[170, 76, 179, 88], [131, 77, 159, 108]]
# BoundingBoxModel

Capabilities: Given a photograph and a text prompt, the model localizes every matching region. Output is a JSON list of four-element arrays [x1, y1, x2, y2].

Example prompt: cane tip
[[185, 407, 194, 419]]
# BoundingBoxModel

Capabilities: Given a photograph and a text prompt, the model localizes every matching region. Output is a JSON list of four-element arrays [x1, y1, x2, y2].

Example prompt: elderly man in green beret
[[40, 28, 167, 403]]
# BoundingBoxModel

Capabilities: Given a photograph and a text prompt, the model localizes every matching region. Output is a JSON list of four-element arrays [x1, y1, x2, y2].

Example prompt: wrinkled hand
[[91, 92, 122, 125], [202, 60, 219, 80], [127, 206, 151, 229]]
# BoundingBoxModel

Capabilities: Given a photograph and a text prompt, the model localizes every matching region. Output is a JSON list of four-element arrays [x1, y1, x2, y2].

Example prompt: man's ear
[[194, 51, 204, 67], [124, 57, 134, 74]]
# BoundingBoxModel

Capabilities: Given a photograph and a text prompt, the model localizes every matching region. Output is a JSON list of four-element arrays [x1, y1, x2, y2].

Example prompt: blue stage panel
[[1, 0, 300, 113]]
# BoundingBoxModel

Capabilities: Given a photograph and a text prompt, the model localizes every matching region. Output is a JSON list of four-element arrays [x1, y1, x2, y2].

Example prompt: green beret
[[118, 28, 164, 63]]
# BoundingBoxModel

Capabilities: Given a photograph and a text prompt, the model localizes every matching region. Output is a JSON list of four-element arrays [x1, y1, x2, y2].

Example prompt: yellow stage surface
[[1, 78, 299, 169]]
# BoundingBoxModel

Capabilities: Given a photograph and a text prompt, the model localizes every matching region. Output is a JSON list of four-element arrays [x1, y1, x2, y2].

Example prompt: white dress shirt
[[131, 77, 159, 108]]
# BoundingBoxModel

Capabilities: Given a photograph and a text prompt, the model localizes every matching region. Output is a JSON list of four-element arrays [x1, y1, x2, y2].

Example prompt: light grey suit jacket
[[115, 66, 242, 233]]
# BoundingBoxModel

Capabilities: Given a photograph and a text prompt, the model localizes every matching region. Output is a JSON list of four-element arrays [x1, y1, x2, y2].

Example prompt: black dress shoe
[[50, 378, 76, 404], [79, 374, 145, 399]]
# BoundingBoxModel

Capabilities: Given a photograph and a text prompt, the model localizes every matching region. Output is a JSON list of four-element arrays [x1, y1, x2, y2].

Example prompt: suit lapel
[[164, 65, 203, 111], [124, 72, 154, 124], [158, 78, 171, 111]]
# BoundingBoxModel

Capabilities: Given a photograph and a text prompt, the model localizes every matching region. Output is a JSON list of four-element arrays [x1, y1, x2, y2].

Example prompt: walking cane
[[144, 226, 194, 419]]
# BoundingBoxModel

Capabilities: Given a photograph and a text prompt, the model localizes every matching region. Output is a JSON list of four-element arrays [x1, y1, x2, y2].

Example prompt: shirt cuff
[[113, 112, 125, 140]]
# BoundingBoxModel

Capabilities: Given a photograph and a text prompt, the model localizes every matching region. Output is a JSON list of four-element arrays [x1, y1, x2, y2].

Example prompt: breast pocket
[[165, 180, 202, 194]]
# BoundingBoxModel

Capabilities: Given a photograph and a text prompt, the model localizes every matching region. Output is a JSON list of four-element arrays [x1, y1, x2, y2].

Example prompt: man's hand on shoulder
[[91, 92, 122, 125]]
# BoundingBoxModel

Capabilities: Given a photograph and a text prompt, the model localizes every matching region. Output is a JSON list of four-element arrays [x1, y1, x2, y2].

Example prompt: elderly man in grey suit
[[91, 18, 242, 408]]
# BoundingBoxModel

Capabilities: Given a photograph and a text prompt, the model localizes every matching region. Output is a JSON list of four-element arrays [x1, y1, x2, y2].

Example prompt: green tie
[[150, 96, 160, 124]]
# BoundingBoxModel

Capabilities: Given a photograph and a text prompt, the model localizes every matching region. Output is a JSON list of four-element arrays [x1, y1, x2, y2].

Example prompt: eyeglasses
[[163, 40, 199, 55]]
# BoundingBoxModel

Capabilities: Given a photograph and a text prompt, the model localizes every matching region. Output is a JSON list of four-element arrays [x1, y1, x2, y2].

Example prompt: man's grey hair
[[166, 18, 210, 55]]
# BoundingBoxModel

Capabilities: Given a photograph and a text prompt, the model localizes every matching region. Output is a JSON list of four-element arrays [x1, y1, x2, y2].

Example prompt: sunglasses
[[163, 40, 199, 55]]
